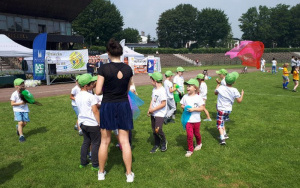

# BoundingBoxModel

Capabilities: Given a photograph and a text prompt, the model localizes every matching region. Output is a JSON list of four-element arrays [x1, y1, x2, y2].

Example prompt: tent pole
[[45, 60, 50, 85]]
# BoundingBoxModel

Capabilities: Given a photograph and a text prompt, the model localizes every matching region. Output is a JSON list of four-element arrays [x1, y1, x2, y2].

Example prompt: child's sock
[[285, 82, 289, 87], [220, 135, 225, 140]]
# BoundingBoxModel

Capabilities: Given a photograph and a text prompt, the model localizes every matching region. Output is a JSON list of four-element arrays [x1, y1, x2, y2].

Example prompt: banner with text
[[33, 33, 47, 80], [45, 49, 88, 72]]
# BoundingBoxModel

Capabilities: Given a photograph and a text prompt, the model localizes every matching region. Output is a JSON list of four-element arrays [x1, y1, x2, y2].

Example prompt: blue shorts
[[100, 101, 134, 130], [72, 105, 79, 116], [14, 112, 30, 122]]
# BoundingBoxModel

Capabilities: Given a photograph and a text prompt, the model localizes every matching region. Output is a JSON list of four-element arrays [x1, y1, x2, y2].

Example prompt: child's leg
[[166, 98, 176, 119], [216, 111, 225, 139], [151, 116, 160, 146], [286, 78, 289, 88], [90, 126, 101, 167], [204, 107, 211, 119], [155, 117, 166, 144], [193, 122, 202, 146], [80, 125, 91, 165], [18, 121, 24, 136], [186, 122, 194, 152], [294, 80, 299, 90]]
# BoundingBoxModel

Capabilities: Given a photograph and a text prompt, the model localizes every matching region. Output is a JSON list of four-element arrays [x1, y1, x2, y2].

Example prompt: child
[[272, 58, 277, 74], [292, 66, 299, 92], [216, 69, 228, 86], [70, 75, 83, 135], [10, 78, 29, 142], [148, 72, 168, 153], [75, 74, 101, 170], [261, 58, 266, 72], [196, 74, 211, 121], [215, 72, 244, 145], [173, 67, 185, 118], [282, 63, 289, 89], [180, 78, 205, 157], [130, 80, 138, 95], [164, 70, 176, 124]]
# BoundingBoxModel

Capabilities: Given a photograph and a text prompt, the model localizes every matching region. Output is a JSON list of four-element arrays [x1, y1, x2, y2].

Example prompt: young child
[[75, 74, 100, 170], [10, 78, 29, 142], [164, 70, 176, 124], [70, 75, 83, 135], [215, 72, 244, 145], [148, 72, 168, 153], [282, 63, 289, 89], [272, 58, 277, 74], [180, 78, 205, 157], [173, 67, 185, 119], [292, 66, 299, 92], [196, 74, 211, 121], [216, 69, 228, 86]]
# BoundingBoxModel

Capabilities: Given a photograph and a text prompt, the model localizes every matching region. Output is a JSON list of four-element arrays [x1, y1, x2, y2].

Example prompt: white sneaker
[[126, 172, 135, 183], [194, 143, 202, 151], [98, 171, 106, 181], [185, 151, 193, 157]]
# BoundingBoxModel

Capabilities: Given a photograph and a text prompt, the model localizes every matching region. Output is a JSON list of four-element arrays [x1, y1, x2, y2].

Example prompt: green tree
[[269, 4, 293, 47], [290, 4, 300, 47], [114, 28, 141, 43], [239, 7, 259, 40], [256, 6, 272, 47], [196, 8, 231, 48], [72, 0, 123, 46], [157, 4, 198, 48]]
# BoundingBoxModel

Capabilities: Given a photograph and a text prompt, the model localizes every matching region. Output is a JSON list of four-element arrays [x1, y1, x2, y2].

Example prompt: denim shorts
[[14, 112, 30, 122], [72, 105, 79, 116], [282, 76, 289, 81]]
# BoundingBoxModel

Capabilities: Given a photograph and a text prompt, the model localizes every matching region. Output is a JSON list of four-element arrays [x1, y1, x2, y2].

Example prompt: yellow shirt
[[283, 67, 289, 76], [293, 70, 299, 80]]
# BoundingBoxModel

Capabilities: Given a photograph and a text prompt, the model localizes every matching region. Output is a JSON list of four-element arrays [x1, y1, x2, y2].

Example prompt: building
[[0, 0, 92, 50]]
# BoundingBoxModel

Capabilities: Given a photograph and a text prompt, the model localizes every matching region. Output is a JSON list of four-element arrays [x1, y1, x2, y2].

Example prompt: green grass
[[0, 71, 299, 187]]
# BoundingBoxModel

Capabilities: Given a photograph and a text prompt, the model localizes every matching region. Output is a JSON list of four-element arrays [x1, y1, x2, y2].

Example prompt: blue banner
[[33, 33, 47, 80]]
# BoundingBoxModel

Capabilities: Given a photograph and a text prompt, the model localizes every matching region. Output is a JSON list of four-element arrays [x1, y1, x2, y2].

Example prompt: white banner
[[45, 49, 88, 72]]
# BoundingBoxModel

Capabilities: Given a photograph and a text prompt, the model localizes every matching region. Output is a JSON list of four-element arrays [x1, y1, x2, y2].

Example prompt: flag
[[33, 33, 47, 80]]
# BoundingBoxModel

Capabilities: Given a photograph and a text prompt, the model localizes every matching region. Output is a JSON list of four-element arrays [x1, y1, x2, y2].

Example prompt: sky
[[110, 0, 299, 40]]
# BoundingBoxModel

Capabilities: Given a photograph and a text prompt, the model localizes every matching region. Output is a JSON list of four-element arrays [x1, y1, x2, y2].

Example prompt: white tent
[[100, 45, 144, 59], [0, 34, 32, 57]]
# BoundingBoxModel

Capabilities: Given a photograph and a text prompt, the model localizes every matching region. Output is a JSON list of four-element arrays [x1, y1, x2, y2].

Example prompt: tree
[[289, 4, 300, 47], [72, 0, 123, 46], [269, 4, 293, 47], [157, 4, 198, 48], [196, 8, 231, 47], [114, 28, 141, 43], [238, 7, 259, 41]]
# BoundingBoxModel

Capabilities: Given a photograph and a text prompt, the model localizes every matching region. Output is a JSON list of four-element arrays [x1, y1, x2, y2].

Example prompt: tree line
[[72, 1, 300, 48]]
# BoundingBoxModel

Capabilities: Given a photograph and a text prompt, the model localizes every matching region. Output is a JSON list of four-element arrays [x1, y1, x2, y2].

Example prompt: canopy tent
[[99, 45, 144, 59], [0, 34, 32, 57]]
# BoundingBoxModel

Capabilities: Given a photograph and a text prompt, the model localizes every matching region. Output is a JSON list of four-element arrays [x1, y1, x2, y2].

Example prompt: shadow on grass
[[0, 161, 23, 185], [175, 134, 187, 150], [205, 126, 220, 144], [105, 145, 126, 174], [26, 126, 48, 138], [147, 131, 153, 144]]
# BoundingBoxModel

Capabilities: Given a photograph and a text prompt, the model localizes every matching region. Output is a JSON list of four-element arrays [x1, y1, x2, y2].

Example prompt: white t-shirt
[[261, 59, 265, 66], [71, 85, 81, 106], [291, 58, 297, 66], [75, 91, 98, 126], [199, 82, 207, 100], [221, 78, 226, 86], [173, 75, 184, 93], [164, 79, 174, 99], [216, 85, 241, 111], [151, 87, 167, 117], [10, 90, 29, 112], [94, 94, 103, 106], [180, 94, 204, 123], [272, 60, 277, 66]]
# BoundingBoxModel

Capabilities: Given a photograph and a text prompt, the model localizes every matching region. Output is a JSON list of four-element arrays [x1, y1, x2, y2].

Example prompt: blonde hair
[[283, 63, 289, 67]]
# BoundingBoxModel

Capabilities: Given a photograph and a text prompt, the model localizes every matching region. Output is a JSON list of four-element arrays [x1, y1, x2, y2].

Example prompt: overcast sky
[[110, 0, 299, 39]]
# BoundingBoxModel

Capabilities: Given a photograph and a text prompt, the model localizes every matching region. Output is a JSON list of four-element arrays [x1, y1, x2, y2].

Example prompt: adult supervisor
[[95, 39, 134, 183]]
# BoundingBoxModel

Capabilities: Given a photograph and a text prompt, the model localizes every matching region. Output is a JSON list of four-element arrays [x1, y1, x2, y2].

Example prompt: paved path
[[0, 67, 259, 102]]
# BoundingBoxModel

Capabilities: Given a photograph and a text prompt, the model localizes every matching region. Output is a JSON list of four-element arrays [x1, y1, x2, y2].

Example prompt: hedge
[[88, 46, 300, 55]]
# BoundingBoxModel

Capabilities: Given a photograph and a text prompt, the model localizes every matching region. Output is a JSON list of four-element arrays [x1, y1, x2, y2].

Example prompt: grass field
[[0, 71, 299, 187]]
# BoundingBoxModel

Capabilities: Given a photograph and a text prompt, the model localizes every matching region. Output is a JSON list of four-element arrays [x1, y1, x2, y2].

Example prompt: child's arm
[[236, 89, 244, 103], [70, 94, 75, 100], [188, 105, 205, 112], [147, 101, 153, 116], [214, 84, 220, 95], [148, 100, 166, 114], [11, 100, 25, 106], [181, 104, 185, 109], [92, 104, 100, 125]]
